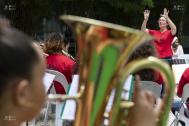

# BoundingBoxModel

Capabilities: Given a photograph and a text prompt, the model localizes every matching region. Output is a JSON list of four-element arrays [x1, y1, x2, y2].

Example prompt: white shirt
[[173, 45, 184, 56]]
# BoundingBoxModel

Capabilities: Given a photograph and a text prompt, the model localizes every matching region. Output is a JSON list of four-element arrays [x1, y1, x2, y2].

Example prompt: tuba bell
[[48, 15, 175, 126]]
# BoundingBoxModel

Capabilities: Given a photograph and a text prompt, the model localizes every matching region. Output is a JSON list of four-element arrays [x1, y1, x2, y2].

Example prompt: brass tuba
[[48, 15, 175, 126]]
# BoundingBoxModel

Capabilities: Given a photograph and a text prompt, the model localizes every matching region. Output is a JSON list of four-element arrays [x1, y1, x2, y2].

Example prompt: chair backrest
[[43, 72, 56, 93], [178, 106, 189, 126], [141, 81, 162, 98], [182, 83, 189, 101], [46, 69, 69, 93], [61, 74, 79, 120], [175, 84, 189, 126]]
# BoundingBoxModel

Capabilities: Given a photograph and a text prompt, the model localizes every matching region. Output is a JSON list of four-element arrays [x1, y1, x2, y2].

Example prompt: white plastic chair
[[141, 81, 162, 98], [174, 105, 189, 126], [46, 69, 69, 91], [61, 75, 79, 122], [45, 69, 69, 126]]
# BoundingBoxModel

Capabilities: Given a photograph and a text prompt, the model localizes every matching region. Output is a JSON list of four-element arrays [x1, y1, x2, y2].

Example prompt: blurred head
[[158, 16, 168, 29], [44, 33, 69, 54], [0, 27, 46, 123], [129, 42, 157, 61], [128, 42, 157, 81], [172, 37, 179, 50]]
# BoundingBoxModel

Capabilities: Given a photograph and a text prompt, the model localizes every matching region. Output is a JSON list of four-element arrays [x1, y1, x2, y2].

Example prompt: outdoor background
[[0, 0, 188, 56]]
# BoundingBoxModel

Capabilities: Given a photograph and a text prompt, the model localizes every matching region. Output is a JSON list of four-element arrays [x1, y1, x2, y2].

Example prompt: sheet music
[[61, 75, 79, 120], [122, 75, 133, 100], [105, 75, 133, 113], [43, 73, 56, 92], [61, 75, 133, 120]]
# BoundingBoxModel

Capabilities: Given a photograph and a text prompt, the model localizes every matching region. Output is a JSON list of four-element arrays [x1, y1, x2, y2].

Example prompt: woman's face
[[174, 41, 179, 46], [158, 17, 167, 29]]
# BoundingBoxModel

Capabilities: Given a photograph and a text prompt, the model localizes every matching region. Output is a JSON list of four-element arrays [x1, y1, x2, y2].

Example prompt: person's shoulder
[[182, 68, 189, 78], [166, 30, 173, 35], [148, 29, 158, 34], [148, 29, 157, 32], [63, 55, 75, 64], [186, 68, 189, 73], [47, 53, 63, 58]]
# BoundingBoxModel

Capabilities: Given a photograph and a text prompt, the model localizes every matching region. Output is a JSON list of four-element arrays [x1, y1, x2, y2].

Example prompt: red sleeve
[[177, 68, 189, 97], [148, 29, 156, 35], [154, 71, 163, 85], [167, 30, 174, 44]]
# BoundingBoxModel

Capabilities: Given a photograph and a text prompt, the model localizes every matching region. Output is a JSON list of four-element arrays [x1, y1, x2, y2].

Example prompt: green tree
[[10, 0, 172, 34]]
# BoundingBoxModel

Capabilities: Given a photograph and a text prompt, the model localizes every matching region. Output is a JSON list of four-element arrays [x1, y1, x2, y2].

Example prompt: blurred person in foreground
[[0, 26, 46, 126], [126, 76, 157, 126]]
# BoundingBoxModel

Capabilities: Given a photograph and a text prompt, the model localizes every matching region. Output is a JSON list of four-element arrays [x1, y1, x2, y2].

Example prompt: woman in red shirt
[[141, 8, 177, 59], [44, 33, 76, 94]]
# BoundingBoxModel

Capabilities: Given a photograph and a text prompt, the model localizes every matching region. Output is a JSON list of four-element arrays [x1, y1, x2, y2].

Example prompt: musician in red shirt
[[44, 33, 76, 94], [141, 8, 177, 59]]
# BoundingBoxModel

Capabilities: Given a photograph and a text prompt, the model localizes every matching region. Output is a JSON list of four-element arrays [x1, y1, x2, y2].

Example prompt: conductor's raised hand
[[163, 8, 169, 19], [144, 10, 150, 20]]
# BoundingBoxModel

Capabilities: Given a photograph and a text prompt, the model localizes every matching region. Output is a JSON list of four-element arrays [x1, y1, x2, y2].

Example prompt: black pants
[[160, 56, 172, 98], [161, 56, 172, 67]]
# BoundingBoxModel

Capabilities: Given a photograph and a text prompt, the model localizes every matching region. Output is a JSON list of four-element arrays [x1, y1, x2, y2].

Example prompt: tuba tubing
[[47, 15, 175, 126], [111, 56, 175, 126]]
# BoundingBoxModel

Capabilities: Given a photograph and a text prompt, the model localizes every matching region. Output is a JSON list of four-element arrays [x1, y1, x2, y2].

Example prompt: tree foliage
[[8, 0, 172, 34], [101, 0, 154, 12]]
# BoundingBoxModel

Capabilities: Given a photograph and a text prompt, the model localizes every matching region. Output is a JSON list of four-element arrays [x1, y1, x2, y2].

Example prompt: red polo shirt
[[46, 54, 76, 94], [148, 30, 174, 58]]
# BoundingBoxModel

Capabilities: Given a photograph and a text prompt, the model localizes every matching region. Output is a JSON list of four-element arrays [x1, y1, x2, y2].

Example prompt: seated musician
[[172, 37, 184, 57], [44, 33, 76, 94], [177, 68, 189, 97]]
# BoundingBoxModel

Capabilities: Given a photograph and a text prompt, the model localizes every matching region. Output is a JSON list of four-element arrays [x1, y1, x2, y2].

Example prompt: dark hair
[[128, 42, 157, 81], [172, 41, 179, 50], [172, 42, 178, 49], [44, 32, 69, 54], [129, 42, 157, 61], [0, 26, 39, 96]]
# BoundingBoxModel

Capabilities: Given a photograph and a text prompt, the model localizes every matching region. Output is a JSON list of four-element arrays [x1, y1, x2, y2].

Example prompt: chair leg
[[44, 102, 50, 126], [56, 102, 64, 126]]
